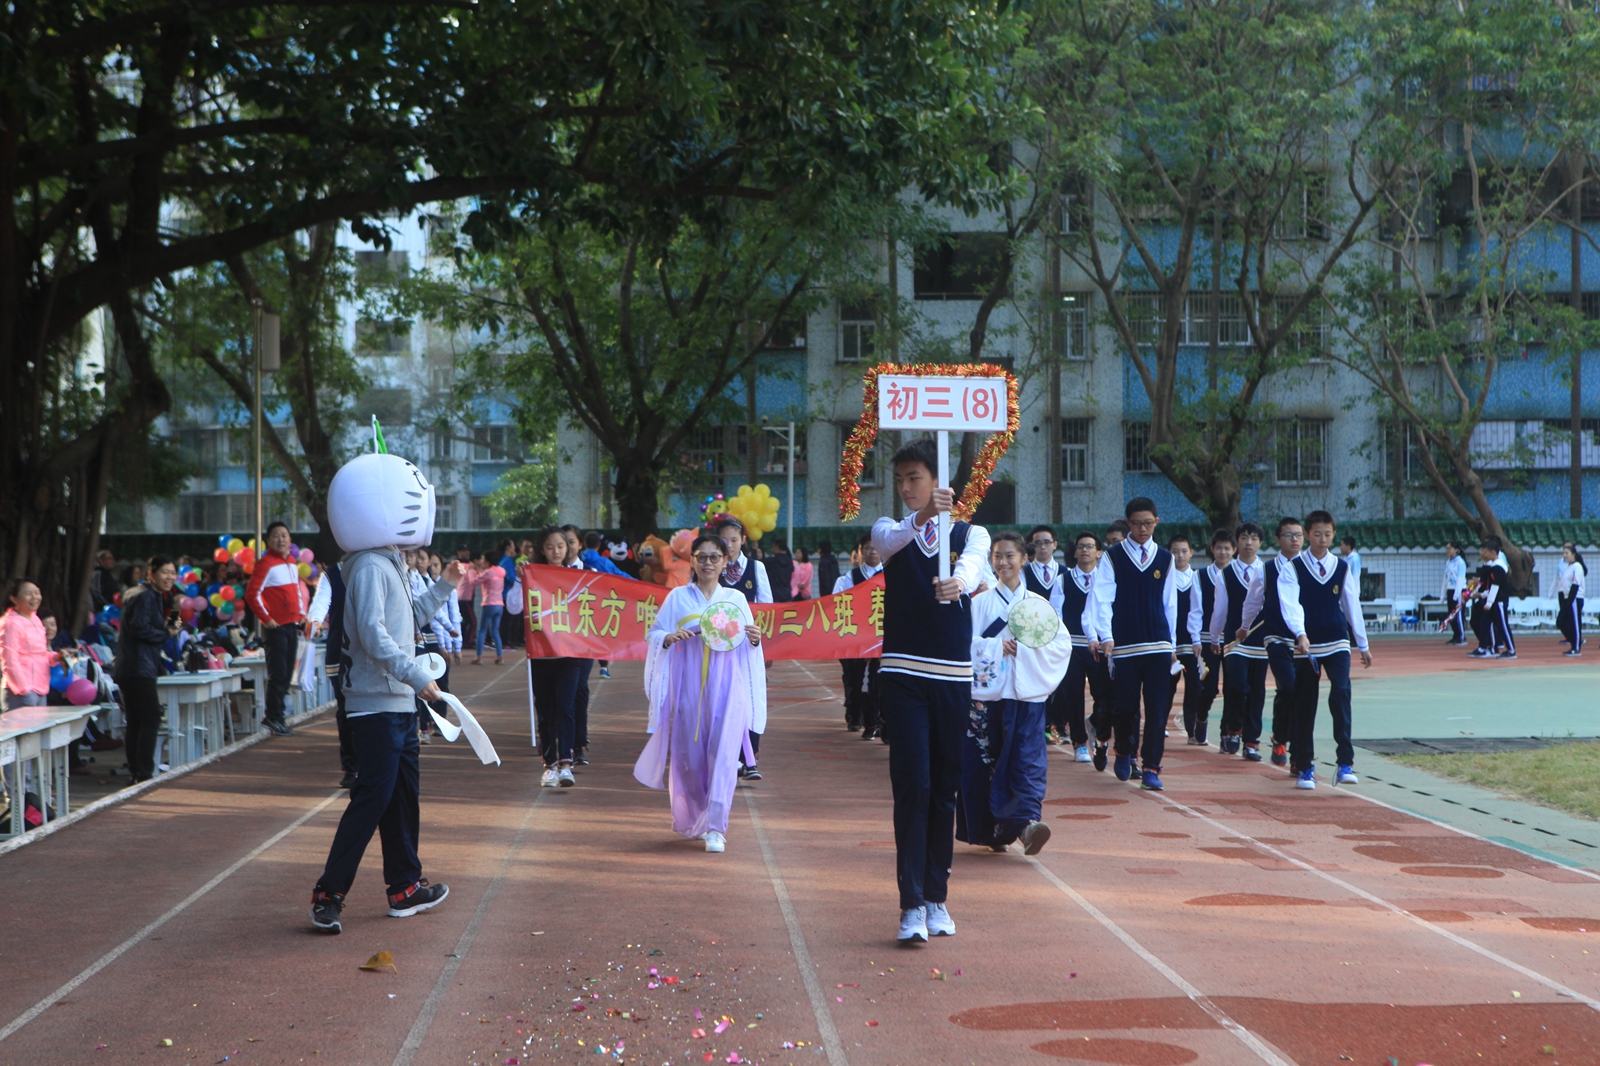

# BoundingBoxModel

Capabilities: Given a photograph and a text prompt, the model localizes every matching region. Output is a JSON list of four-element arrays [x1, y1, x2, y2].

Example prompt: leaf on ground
[[360, 951, 399, 974]]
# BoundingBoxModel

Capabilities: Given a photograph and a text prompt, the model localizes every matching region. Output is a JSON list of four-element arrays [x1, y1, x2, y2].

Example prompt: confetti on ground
[[866, 1020, 879, 1027], [158, 1039, 173, 1047], [359, 951, 398, 974]]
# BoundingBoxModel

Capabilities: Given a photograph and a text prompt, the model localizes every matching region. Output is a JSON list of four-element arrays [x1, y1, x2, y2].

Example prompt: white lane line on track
[[0, 788, 344, 1044], [744, 788, 850, 1066], [1141, 790, 1600, 1011], [1022, 854, 1298, 1065]]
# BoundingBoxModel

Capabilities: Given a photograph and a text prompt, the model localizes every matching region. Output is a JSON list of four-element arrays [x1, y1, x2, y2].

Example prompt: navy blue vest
[[1198, 566, 1220, 641], [1292, 554, 1351, 654], [720, 557, 760, 603], [881, 521, 972, 679], [1175, 572, 1195, 646], [1222, 560, 1267, 656], [326, 562, 346, 671], [1061, 568, 1093, 643], [1260, 557, 1293, 643], [850, 565, 868, 586], [1107, 540, 1174, 656], [1022, 560, 1059, 600]]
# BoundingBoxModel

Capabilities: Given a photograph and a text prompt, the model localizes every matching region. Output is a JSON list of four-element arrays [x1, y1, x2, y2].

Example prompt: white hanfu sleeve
[[1013, 616, 1075, 703], [969, 589, 1008, 701], [735, 594, 768, 736], [642, 585, 690, 734]]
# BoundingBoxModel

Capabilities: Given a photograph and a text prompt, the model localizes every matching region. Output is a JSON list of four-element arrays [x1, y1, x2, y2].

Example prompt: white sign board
[[877, 375, 1008, 432]]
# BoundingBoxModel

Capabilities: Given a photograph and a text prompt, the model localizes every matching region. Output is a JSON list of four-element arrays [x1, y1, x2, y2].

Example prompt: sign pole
[[936, 429, 951, 594]]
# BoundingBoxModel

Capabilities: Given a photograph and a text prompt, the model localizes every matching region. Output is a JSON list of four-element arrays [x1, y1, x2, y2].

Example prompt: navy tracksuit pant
[[881, 672, 965, 911]]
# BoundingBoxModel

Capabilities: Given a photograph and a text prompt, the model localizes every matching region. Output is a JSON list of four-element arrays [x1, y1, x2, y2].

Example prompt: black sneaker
[[263, 717, 295, 737], [310, 888, 345, 933], [744, 766, 762, 781], [387, 879, 449, 918], [338, 772, 357, 789], [1092, 743, 1108, 772], [572, 753, 590, 766]]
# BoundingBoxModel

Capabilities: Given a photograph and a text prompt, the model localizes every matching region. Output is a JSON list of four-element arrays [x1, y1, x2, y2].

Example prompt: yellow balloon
[[298, 562, 312, 578], [209, 593, 224, 608], [753, 483, 771, 500], [227, 538, 245, 554]]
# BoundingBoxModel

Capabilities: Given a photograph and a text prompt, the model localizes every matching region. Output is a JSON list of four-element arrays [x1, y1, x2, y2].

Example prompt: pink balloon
[[66, 678, 97, 706], [298, 548, 315, 565]]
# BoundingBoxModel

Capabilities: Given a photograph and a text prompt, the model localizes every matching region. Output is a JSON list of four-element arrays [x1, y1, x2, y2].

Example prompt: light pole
[[763, 420, 797, 550], [253, 303, 280, 634]]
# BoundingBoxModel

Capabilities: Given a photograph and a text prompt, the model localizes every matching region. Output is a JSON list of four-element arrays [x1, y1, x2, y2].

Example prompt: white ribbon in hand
[[427, 693, 502, 766]]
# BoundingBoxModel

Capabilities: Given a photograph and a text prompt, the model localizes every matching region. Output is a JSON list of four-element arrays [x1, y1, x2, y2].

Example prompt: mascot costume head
[[327, 432, 437, 553]]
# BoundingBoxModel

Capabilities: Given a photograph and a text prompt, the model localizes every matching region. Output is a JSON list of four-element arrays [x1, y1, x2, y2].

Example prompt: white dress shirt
[[870, 514, 991, 594], [1174, 566, 1204, 651], [1278, 549, 1369, 653], [1084, 538, 1178, 656], [725, 555, 773, 604], [832, 561, 883, 595], [1208, 557, 1263, 643]]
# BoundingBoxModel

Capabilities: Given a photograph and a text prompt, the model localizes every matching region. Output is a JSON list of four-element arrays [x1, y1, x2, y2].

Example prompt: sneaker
[[419, 730, 431, 745], [1113, 754, 1133, 781], [263, 717, 294, 737], [744, 766, 762, 781], [1467, 648, 1492, 658], [1220, 734, 1241, 755], [1074, 745, 1091, 763], [572, 752, 590, 766], [388, 879, 449, 917], [1270, 743, 1287, 767], [1140, 769, 1164, 792], [1020, 821, 1052, 855], [1497, 650, 1517, 659], [540, 768, 560, 787], [309, 888, 344, 934], [1295, 768, 1316, 791], [1564, 649, 1583, 657], [338, 772, 357, 790], [1044, 727, 1062, 745], [1195, 726, 1208, 745], [862, 728, 878, 741], [704, 830, 726, 853], [599, 666, 611, 678], [558, 766, 576, 787], [1186, 736, 1202, 746], [925, 902, 956, 936], [897, 906, 928, 944], [1242, 745, 1262, 762], [1092, 743, 1108, 772], [1336, 765, 1359, 784]]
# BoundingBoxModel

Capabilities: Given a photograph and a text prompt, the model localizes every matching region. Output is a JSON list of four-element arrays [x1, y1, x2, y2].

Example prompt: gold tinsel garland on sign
[[837, 362, 1019, 521]]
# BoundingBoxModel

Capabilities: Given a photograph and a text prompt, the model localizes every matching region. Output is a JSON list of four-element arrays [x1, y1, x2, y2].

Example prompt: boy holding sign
[[871, 438, 991, 944]]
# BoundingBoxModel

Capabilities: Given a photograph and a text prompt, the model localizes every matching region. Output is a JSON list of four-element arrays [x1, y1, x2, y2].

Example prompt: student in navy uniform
[[1239, 517, 1305, 768], [1208, 521, 1267, 760], [1189, 530, 1232, 745], [1085, 498, 1179, 791], [834, 534, 884, 739], [1278, 510, 1372, 790], [1022, 526, 1067, 745], [1468, 536, 1514, 659], [871, 438, 990, 945], [1166, 534, 1207, 746], [1059, 532, 1109, 765], [715, 516, 773, 777]]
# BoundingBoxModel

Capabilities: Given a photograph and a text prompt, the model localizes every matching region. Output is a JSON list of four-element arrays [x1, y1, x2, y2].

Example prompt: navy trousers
[[1112, 653, 1172, 772], [530, 658, 580, 765], [1290, 650, 1353, 771], [1220, 653, 1267, 744], [574, 658, 593, 751], [957, 698, 1048, 847], [317, 712, 421, 897], [1266, 642, 1298, 747], [881, 672, 966, 911], [1062, 646, 1112, 747], [263, 624, 299, 722]]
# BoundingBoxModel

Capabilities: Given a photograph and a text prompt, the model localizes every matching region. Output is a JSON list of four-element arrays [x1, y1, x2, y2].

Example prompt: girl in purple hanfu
[[633, 534, 767, 853]]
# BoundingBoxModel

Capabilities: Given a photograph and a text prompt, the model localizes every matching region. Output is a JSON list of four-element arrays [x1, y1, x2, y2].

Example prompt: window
[[435, 503, 455, 530], [1062, 418, 1091, 485], [359, 387, 412, 425], [430, 429, 455, 461], [838, 302, 876, 363], [428, 362, 455, 393], [913, 234, 1011, 300], [1123, 293, 1163, 347], [1379, 420, 1430, 484], [1123, 421, 1155, 473], [354, 250, 409, 285], [355, 318, 411, 354], [676, 424, 748, 493], [470, 425, 516, 462], [176, 427, 227, 470], [1276, 174, 1329, 240], [1186, 292, 1250, 346], [1273, 296, 1331, 360], [764, 316, 807, 349], [1275, 418, 1327, 485], [176, 493, 257, 532], [471, 495, 499, 530], [1058, 293, 1091, 360], [1060, 173, 1091, 235]]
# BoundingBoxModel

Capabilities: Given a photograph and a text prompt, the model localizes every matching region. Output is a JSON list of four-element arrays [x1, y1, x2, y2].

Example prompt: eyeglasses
[[692, 554, 726, 563]]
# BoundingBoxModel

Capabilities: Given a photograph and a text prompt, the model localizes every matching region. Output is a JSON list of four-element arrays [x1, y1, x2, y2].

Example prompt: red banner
[[520, 565, 884, 661]]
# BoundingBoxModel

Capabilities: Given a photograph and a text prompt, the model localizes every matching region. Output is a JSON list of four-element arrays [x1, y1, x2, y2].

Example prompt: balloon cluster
[[209, 533, 316, 579], [719, 484, 780, 540], [49, 664, 98, 706], [699, 492, 728, 524]]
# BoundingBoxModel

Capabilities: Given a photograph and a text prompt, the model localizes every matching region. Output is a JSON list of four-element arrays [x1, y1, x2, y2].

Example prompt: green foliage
[[486, 436, 561, 529]]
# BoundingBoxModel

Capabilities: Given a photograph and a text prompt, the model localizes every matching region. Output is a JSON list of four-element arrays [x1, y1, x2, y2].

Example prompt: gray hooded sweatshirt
[[341, 547, 456, 716]]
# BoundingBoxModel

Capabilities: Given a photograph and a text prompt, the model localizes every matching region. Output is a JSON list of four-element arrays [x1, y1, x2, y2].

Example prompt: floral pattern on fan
[[1006, 593, 1061, 649], [699, 600, 748, 652]]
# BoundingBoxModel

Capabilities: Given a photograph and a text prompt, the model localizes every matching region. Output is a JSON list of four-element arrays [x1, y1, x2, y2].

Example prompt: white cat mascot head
[[327, 451, 436, 553]]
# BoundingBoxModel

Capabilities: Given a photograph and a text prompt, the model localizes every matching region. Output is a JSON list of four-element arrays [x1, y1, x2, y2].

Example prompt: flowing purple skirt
[[633, 640, 756, 839]]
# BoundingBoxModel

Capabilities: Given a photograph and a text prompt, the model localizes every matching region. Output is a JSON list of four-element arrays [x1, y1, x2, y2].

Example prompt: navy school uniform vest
[[1107, 539, 1174, 658], [1198, 566, 1220, 642], [1022, 560, 1059, 600], [720, 557, 760, 603], [1223, 560, 1267, 658], [1259, 557, 1293, 645], [1060, 568, 1092, 646], [1291, 553, 1352, 656], [881, 521, 972, 681], [1175, 572, 1195, 648]]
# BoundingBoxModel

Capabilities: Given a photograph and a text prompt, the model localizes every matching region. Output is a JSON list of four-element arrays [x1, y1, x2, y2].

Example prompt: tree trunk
[[1570, 152, 1584, 520], [614, 462, 663, 544]]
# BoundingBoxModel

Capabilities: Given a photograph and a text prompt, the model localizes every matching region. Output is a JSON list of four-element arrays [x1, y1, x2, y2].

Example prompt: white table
[[232, 655, 269, 734], [0, 706, 97, 836], [155, 670, 244, 769]]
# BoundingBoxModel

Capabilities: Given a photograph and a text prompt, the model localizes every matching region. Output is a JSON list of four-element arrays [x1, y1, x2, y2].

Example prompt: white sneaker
[[1336, 765, 1359, 785], [1074, 745, 1091, 763], [897, 906, 928, 943], [704, 830, 726, 853], [540, 768, 559, 787], [558, 766, 576, 787], [925, 902, 956, 937]]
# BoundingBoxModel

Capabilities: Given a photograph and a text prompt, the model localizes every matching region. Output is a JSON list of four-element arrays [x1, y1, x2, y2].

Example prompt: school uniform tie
[[1317, 559, 1326, 578], [1138, 544, 1147, 566]]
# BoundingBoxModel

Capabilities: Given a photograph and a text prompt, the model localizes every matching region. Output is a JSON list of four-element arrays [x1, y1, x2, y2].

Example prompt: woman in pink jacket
[[790, 547, 815, 601], [464, 551, 506, 664], [0, 578, 64, 712]]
